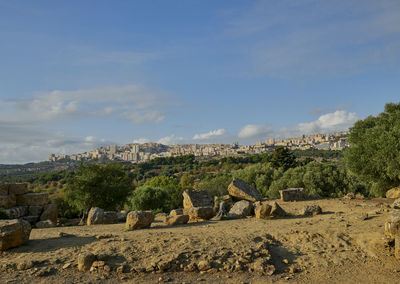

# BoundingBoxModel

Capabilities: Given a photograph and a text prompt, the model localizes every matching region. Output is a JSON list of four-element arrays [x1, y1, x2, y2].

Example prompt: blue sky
[[1, 0, 400, 163]]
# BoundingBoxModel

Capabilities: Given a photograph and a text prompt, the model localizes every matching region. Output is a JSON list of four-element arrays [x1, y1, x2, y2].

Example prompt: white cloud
[[193, 129, 226, 140], [133, 138, 149, 144], [157, 134, 185, 145], [238, 124, 273, 139]]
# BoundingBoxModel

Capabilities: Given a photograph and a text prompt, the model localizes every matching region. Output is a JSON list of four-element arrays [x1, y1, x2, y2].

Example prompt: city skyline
[[1, 1, 399, 163]]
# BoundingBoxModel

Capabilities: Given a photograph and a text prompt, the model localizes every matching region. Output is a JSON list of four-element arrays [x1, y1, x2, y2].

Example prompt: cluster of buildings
[[47, 131, 349, 163]]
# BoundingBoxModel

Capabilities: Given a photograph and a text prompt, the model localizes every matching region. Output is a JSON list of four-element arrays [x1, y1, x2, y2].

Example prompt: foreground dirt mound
[[1, 198, 400, 283]]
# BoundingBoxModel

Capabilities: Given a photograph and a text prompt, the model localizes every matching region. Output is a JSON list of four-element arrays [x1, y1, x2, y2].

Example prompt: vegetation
[[344, 102, 400, 196], [127, 186, 168, 213]]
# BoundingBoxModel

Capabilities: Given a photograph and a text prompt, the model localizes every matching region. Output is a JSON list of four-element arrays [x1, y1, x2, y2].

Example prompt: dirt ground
[[1, 198, 400, 284]]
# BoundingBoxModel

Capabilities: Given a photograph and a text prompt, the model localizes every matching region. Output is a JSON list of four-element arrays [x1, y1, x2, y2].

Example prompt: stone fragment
[[36, 220, 56, 228], [164, 214, 189, 226], [197, 260, 211, 271], [393, 198, 400, 209], [385, 214, 400, 238], [343, 193, 355, 200], [87, 207, 104, 225], [4, 206, 28, 219], [103, 211, 118, 224], [279, 188, 306, 202], [0, 219, 31, 251], [228, 178, 261, 202], [254, 202, 272, 219], [78, 253, 96, 271], [183, 207, 214, 221], [228, 200, 252, 218], [169, 209, 183, 216], [386, 187, 400, 199], [270, 202, 286, 217], [16, 260, 34, 271], [8, 184, 27, 195], [302, 205, 322, 216], [16, 193, 49, 207], [126, 210, 154, 229], [183, 189, 213, 208], [40, 203, 58, 223], [29, 206, 43, 216]]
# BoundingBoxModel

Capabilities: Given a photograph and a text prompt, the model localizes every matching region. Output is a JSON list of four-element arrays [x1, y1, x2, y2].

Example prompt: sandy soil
[[1, 198, 400, 284]]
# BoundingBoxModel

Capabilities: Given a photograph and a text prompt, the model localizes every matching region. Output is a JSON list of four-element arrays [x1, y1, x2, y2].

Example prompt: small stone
[[62, 263, 71, 269], [283, 259, 289, 264], [197, 260, 211, 271], [78, 253, 95, 271]]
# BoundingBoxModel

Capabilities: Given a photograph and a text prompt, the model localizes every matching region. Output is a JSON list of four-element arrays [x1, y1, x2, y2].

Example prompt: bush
[[127, 186, 168, 212], [197, 174, 232, 197], [144, 176, 184, 211]]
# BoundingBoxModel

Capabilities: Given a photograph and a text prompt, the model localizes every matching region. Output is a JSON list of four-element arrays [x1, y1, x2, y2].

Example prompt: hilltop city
[[47, 131, 349, 163]]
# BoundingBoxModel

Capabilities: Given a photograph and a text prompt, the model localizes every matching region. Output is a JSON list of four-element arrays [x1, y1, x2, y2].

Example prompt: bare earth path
[[1, 198, 400, 284]]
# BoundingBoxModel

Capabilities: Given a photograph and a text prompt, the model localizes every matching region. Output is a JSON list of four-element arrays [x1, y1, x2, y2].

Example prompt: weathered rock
[[40, 203, 58, 223], [183, 207, 214, 221], [302, 205, 322, 216], [22, 215, 39, 225], [169, 209, 184, 216], [29, 205, 43, 216], [78, 253, 96, 271], [253, 259, 275, 275], [126, 211, 154, 229], [36, 220, 56, 228], [279, 188, 306, 202], [396, 235, 400, 260], [198, 260, 211, 271], [385, 214, 400, 238], [0, 219, 31, 251], [228, 200, 253, 218], [87, 207, 104, 225], [0, 195, 16, 209], [4, 206, 28, 219], [8, 184, 27, 195], [228, 178, 261, 202], [164, 214, 189, 226], [117, 211, 129, 222], [270, 202, 286, 217], [182, 189, 214, 208], [213, 201, 228, 219], [393, 198, 400, 209], [254, 202, 272, 219], [0, 184, 9, 195], [16, 193, 49, 207], [103, 211, 118, 224], [343, 192, 355, 200], [386, 187, 400, 199]]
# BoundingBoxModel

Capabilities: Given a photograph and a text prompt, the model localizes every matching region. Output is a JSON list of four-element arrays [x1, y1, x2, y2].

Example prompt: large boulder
[[183, 207, 214, 221], [182, 189, 213, 208], [164, 214, 189, 226], [279, 188, 306, 202], [270, 202, 286, 217], [87, 207, 104, 226], [0, 195, 16, 209], [228, 200, 253, 218], [169, 209, 184, 216], [254, 202, 272, 219], [40, 204, 58, 223], [103, 211, 118, 224], [386, 187, 400, 199], [117, 211, 129, 223], [29, 206, 43, 216], [36, 220, 56, 228], [302, 205, 322, 216], [228, 178, 262, 202], [16, 193, 49, 207], [385, 214, 400, 238], [0, 219, 31, 251], [8, 184, 27, 195], [4, 206, 28, 219], [126, 211, 154, 229]]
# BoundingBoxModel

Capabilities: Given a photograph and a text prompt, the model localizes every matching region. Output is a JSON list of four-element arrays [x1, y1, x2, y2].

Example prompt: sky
[[1, 0, 400, 164]]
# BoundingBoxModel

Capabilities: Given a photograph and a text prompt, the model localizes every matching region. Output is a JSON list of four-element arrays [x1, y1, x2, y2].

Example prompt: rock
[[228, 200, 252, 218], [16, 193, 49, 207], [396, 235, 400, 260], [254, 202, 272, 219], [164, 214, 189, 226], [252, 259, 275, 275], [343, 193, 355, 200], [228, 178, 261, 202], [40, 204, 58, 223], [183, 189, 214, 208], [385, 214, 400, 238], [8, 184, 27, 195], [170, 209, 184, 216], [198, 260, 211, 271], [393, 198, 400, 209], [270, 202, 286, 217], [29, 206, 43, 216], [0, 195, 16, 209], [22, 215, 39, 225], [302, 205, 322, 216], [103, 211, 118, 224], [0, 219, 31, 251], [183, 207, 214, 221], [279, 188, 306, 202], [213, 201, 228, 219], [355, 193, 364, 200], [386, 187, 400, 199], [16, 260, 34, 271], [87, 207, 104, 225], [36, 220, 56, 228], [78, 253, 96, 271], [117, 211, 129, 222], [4, 206, 28, 219], [126, 211, 154, 229]]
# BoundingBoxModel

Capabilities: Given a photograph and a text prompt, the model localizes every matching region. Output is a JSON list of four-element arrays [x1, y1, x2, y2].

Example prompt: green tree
[[179, 172, 194, 189], [127, 186, 168, 212], [144, 175, 183, 210], [64, 163, 133, 215], [270, 147, 298, 171], [344, 102, 400, 196]]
